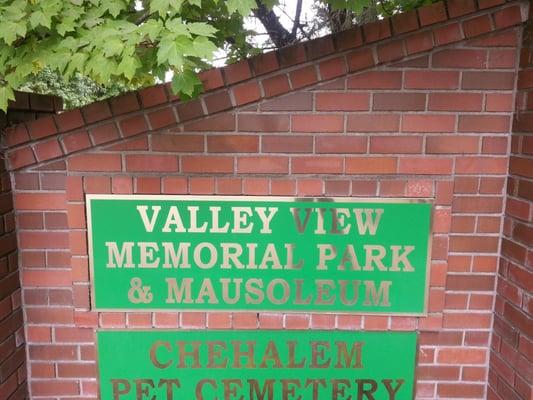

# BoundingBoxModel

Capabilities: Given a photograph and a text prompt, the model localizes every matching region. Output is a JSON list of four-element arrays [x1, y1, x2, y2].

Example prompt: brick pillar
[[487, 11, 533, 400], [0, 91, 62, 400]]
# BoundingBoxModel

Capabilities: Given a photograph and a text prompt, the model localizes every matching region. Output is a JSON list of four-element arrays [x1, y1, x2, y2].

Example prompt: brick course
[[0, 1, 531, 399]]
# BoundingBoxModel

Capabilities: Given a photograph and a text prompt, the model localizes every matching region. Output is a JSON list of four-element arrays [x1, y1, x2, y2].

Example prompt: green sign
[[97, 330, 417, 400], [87, 195, 431, 314]]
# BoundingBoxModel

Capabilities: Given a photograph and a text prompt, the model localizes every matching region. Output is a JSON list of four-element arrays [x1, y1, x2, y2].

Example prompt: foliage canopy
[[0, 0, 435, 110]]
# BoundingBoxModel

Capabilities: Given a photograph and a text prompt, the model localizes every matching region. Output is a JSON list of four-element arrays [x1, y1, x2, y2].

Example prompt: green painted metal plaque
[[87, 195, 432, 314], [97, 330, 417, 400]]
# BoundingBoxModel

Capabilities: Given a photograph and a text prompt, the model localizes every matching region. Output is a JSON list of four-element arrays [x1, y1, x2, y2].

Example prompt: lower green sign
[[97, 330, 417, 399]]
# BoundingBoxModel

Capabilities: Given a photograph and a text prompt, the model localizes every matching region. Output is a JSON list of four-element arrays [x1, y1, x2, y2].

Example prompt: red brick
[[27, 116, 57, 140], [8, 147, 36, 170], [399, 157, 453, 174], [289, 66, 318, 90], [405, 71, 459, 89], [31, 380, 79, 396], [391, 10, 418, 34], [334, 27, 363, 51], [237, 157, 288, 174], [418, 2, 447, 26], [175, 99, 204, 121], [19, 231, 69, 249], [139, 85, 167, 108], [90, 122, 120, 145], [22, 270, 71, 287], [434, 23, 464, 46], [458, 115, 510, 133], [347, 114, 400, 132], [232, 81, 261, 106], [348, 71, 402, 89], [315, 136, 367, 154], [377, 40, 405, 63], [207, 135, 258, 153], [456, 156, 508, 174], [319, 56, 347, 80], [260, 93, 313, 111], [463, 15, 493, 38], [370, 136, 422, 154], [346, 157, 397, 174], [68, 154, 122, 172], [62, 130, 91, 153], [199, 68, 224, 91], [125, 154, 178, 172], [292, 115, 344, 133], [110, 93, 140, 116], [112, 176, 133, 195], [82, 101, 112, 123], [238, 114, 289, 132], [297, 179, 322, 195], [493, 5, 523, 29], [292, 157, 343, 174], [462, 72, 515, 90], [204, 91, 232, 114], [34, 139, 62, 162], [489, 49, 517, 69], [346, 48, 375, 72], [402, 115, 456, 133], [147, 107, 176, 130], [374, 93, 425, 111], [405, 31, 434, 55], [162, 177, 187, 194], [55, 109, 84, 132], [250, 51, 279, 75], [429, 93, 483, 111], [447, 0, 476, 17], [426, 136, 479, 154], [243, 178, 269, 195], [478, 0, 505, 9], [304, 35, 332, 59], [262, 136, 313, 153], [14, 193, 66, 210], [152, 134, 203, 152], [438, 383, 485, 398], [278, 43, 306, 67], [223, 60, 251, 85], [182, 156, 233, 173], [4, 124, 30, 147], [453, 196, 503, 213], [315, 93, 369, 111], [119, 114, 148, 137], [482, 137, 508, 154], [449, 235, 499, 252], [433, 49, 486, 68], [262, 74, 290, 98], [363, 19, 391, 42]]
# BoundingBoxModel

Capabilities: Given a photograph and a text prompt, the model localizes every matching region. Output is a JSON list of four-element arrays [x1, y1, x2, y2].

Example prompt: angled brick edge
[[2, 0, 530, 172]]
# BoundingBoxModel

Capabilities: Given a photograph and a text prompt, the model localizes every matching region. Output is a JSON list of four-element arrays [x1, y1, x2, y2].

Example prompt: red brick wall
[[0, 90, 61, 400], [0, 1, 530, 399], [0, 159, 26, 399], [487, 11, 533, 400]]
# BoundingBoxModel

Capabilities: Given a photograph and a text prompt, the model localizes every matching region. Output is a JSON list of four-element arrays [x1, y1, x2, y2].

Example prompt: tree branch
[[291, 0, 303, 37], [253, 0, 296, 48]]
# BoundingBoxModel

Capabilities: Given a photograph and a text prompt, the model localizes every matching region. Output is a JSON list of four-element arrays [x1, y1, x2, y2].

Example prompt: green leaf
[[171, 69, 201, 97], [157, 37, 183, 67], [57, 17, 77, 36], [188, 0, 202, 6], [117, 54, 140, 80], [187, 22, 217, 37], [0, 85, 15, 112], [226, 0, 255, 16], [0, 21, 26, 45], [30, 11, 52, 29], [151, 0, 183, 16], [139, 19, 162, 41], [166, 19, 190, 37], [190, 36, 217, 59], [102, 38, 124, 57]]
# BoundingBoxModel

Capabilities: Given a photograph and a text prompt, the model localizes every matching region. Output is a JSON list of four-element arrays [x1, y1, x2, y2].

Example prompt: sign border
[[86, 194, 433, 316]]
